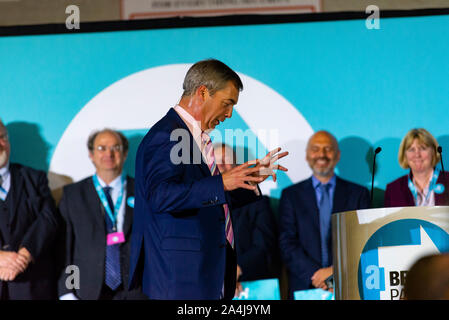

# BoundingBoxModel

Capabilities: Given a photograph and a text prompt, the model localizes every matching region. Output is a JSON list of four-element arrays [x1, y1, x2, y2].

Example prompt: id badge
[[107, 232, 125, 245]]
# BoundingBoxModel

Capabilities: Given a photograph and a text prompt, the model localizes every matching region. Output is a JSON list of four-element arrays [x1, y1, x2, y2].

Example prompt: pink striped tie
[[201, 132, 234, 249]]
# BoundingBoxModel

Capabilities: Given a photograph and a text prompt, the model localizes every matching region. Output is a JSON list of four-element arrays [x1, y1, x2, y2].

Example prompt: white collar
[[95, 174, 123, 189], [174, 105, 203, 141], [0, 162, 10, 180]]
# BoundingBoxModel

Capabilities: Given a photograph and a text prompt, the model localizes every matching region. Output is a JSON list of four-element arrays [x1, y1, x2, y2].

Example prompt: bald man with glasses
[[57, 128, 146, 300]]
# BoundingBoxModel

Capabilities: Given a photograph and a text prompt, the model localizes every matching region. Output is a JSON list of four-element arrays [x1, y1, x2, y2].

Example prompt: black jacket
[[57, 175, 145, 300], [0, 163, 59, 299]]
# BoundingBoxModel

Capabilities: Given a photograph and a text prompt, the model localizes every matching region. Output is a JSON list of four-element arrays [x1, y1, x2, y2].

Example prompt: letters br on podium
[[332, 206, 449, 300]]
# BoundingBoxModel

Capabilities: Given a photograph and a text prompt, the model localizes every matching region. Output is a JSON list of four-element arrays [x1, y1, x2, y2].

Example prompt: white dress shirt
[[95, 174, 127, 233], [174, 105, 210, 165], [413, 171, 436, 206]]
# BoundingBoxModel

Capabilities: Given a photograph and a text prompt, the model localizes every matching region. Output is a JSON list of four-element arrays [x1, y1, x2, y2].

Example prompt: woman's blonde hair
[[398, 128, 440, 169]]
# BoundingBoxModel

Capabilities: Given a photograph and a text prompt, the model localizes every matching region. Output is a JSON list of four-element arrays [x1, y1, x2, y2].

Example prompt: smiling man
[[279, 130, 370, 298], [129, 59, 288, 300]]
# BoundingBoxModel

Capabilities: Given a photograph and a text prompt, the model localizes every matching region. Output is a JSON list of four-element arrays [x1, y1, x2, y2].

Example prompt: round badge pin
[[434, 183, 445, 194], [127, 196, 135, 208]]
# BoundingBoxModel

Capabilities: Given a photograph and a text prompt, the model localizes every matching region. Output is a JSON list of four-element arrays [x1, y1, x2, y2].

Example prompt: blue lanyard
[[92, 175, 124, 229], [407, 168, 441, 203]]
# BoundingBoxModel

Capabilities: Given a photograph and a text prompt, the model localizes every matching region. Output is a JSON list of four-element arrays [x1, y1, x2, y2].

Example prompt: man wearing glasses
[[57, 128, 146, 300], [0, 119, 59, 299]]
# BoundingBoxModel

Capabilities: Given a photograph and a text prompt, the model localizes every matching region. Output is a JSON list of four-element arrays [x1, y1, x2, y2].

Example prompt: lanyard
[[92, 175, 124, 230], [407, 168, 441, 203]]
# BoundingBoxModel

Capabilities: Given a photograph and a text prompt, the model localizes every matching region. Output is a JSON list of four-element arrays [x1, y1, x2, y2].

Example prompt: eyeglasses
[[95, 145, 123, 152]]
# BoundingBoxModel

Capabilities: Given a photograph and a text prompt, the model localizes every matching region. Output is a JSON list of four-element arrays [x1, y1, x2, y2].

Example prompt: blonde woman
[[384, 128, 449, 207]]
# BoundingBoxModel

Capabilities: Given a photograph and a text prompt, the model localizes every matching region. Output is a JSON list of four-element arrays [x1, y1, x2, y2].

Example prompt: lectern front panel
[[332, 206, 449, 300]]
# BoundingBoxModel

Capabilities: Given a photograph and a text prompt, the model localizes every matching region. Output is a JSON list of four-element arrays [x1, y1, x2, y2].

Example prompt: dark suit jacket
[[128, 108, 259, 300], [279, 175, 370, 296], [57, 175, 144, 300], [0, 163, 59, 300], [384, 171, 449, 207], [232, 195, 280, 281]]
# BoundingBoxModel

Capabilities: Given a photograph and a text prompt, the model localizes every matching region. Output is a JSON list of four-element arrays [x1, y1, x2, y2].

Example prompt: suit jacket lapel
[[402, 175, 415, 206], [304, 178, 320, 232], [168, 108, 211, 177], [332, 176, 348, 214], [86, 177, 107, 235], [123, 176, 134, 238], [8, 164, 25, 225]]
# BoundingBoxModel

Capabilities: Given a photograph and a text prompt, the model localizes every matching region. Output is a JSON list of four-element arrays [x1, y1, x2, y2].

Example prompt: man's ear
[[88, 151, 94, 162], [196, 85, 208, 101]]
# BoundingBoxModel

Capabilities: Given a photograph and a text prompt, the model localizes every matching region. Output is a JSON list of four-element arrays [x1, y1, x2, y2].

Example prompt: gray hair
[[182, 59, 243, 97]]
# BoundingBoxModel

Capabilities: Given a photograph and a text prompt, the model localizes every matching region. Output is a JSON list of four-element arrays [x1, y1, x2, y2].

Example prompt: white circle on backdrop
[[49, 64, 313, 195]]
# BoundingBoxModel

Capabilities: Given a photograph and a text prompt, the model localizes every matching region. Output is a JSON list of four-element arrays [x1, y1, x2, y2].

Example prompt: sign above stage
[[121, 0, 321, 19]]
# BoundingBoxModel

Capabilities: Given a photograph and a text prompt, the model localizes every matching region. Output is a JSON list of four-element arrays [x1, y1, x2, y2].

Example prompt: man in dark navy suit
[[128, 59, 288, 300], [214, 143, 281, 297], [279, 131, 370, 298]]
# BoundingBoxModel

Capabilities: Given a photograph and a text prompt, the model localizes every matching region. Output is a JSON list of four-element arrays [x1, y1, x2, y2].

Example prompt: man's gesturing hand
[[222, 162, 264, 191], [253, 147, 289, 183], [221, 147, 289, 191]]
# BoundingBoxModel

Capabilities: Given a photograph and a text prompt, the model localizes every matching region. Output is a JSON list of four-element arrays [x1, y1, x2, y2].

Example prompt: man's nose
[[225, 106, 233, 118], [105, 149, 114, 157], [317, 149, 326, 157]]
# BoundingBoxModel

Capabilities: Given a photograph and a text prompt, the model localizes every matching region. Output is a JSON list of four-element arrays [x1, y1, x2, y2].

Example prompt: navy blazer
[[129, 108, 258, 300], [384, 171, 449, 207], [278, 175, 370, 296]]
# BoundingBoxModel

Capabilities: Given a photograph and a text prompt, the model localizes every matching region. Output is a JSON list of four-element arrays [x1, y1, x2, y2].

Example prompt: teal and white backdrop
[[1, 13, 449, 206]]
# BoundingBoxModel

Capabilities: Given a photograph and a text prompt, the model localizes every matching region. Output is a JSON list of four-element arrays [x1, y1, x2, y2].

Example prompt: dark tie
[[102, 186, 122, 290], [319, 183, 332, 268]]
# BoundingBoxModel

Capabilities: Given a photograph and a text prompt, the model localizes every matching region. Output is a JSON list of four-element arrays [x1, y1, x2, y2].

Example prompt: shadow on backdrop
[[437, 135, 449, 172], [6, 121, 73, 204], [374, 136, 404, 186], [337, 136, 387, 208], [123, 134, 145, 178], [7, 121, 50, 171]]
